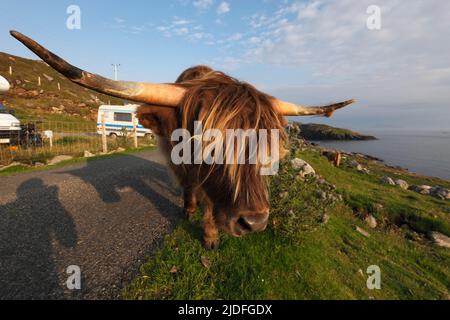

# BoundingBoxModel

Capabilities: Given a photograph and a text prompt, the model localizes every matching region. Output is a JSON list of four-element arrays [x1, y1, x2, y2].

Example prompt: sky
[[0, 0, 449, 131]]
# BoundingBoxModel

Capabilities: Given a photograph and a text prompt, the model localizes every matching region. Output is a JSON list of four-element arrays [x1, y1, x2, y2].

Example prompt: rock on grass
[[47, 155, 73, 165], [395, 179, 409, 190], [409, 185, 432, 195], [84, 150, 95, 158], [365, 215, 377, 229], [428, 232, 450, 248], [291, 158, 316, 177], [430, 187, 450, 200], [381, 176, 395, 186], [355, 226, 370, 238]]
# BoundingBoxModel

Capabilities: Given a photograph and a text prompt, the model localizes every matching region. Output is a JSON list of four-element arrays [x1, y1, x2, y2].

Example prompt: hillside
[[0, 52, 125, 124], [292, 122, 377, 141]]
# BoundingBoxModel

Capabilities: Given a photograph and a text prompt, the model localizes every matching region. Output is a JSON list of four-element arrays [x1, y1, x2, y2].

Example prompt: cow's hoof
[[203, 238, 220, 250]]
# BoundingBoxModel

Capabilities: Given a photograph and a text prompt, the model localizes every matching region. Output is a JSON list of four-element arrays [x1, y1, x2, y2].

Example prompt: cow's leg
[[202, 197, 219, 250], [184, 186, 198, 222], [334, 152, 342, 167]]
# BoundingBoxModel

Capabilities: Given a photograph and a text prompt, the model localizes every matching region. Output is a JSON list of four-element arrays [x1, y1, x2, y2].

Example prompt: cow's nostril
[[237, 217, 253, 232], [236, 214, 269, 234]]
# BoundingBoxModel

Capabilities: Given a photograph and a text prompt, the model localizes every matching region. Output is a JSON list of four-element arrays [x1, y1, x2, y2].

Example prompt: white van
[[0, 103, 21, 144], [97, 104, 153, 138], [0, 75, 10, 93]]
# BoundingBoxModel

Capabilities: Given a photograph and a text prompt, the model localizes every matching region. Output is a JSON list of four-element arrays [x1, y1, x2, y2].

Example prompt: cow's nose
[[236, 212, 269, 234]]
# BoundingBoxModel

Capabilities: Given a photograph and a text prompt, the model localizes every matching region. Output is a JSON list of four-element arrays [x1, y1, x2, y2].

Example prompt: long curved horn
[[10, 31, 185, 107], [273, 99, 355, 117]]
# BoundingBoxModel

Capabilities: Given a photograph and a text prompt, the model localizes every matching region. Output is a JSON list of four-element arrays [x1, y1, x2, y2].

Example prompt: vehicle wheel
[[145, 133, 155, 140], [109, 133, 118, 139]]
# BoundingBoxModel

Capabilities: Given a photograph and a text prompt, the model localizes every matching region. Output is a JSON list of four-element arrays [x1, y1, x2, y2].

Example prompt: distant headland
[[290, 122, 377, 141]]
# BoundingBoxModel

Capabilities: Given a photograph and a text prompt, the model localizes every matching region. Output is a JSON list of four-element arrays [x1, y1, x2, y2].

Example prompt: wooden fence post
[[42, 130, 53, 150], [49, 134, 53, 150], [38, 76, 41, 86], [101, 114, 108, 153], [9, 66, 12, 75], [132, 113, 138, 149], [57, 82, 61, 91]]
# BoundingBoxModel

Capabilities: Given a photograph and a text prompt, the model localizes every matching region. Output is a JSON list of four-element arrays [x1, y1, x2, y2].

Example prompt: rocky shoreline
[[322, 147, 449, 200], [285, 137, 450, 250]]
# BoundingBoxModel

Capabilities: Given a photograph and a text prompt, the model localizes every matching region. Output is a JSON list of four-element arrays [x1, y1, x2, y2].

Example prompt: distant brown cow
[[322, 150, 342, 167], [11, 31, 354, 249]]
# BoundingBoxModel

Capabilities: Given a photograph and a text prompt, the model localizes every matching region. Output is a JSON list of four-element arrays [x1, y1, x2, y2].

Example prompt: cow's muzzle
[[232, 212, 269, 236]]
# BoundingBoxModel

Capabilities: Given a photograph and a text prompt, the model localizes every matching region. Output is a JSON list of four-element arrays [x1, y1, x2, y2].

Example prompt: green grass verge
[[123, 145, 450, 300], [123, 212, 449, 299], [0, 146, 156, 177], [299, 149, 450, 236]]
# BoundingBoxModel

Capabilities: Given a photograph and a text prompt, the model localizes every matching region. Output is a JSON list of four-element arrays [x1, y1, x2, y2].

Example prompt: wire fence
[[0, 120, 155, 167]]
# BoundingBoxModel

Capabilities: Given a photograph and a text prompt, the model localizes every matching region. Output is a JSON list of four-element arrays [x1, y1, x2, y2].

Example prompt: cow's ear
[[137, 106, 163, 135], [137, 105, 177, 136]]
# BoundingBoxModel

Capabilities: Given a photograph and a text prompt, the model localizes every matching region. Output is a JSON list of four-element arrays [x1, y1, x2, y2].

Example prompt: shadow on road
[[63, 154, 182, 217], [0, 153, 183, 299], [0, 178, 77, 300]]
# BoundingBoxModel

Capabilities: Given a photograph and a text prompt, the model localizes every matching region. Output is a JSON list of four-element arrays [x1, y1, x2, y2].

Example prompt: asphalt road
[[0, 150, 183, 300]]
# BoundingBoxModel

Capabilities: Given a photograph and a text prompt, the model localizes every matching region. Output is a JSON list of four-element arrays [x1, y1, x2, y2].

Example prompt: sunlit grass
[[123, 146, 450, 300]]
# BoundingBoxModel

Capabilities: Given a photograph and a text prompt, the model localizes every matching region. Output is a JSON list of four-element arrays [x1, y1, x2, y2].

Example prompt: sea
[[313, 129, 450, 181]]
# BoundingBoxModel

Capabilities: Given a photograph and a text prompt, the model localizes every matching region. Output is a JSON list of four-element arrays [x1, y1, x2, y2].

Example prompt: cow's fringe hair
[[176, 66, 287, 207]]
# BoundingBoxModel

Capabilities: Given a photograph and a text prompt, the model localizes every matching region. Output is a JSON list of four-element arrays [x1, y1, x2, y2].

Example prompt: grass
[[54, 136, 94, 146], [10, 103, 97, 128], [0, 145, 156, 176], [1, 129, 155, 165], [123, 143, 450, 300], [299, 150, 450, 236], [124, 213, 449, 300]]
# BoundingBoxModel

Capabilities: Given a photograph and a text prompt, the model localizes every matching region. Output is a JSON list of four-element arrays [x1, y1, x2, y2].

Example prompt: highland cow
[[11, 31, 354, 249], [322, 150, 342, 167]]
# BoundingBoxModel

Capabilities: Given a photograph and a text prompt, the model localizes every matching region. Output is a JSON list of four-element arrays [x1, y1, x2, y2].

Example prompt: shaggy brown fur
[[138, 65, 287, 249]]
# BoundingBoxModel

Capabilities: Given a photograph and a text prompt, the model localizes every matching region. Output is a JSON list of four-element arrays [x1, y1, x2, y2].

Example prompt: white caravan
[[0, 76, 21, 144], [0, 75, 10, 93], [97, 104, 152, 138], [0, 103, 21, 144]]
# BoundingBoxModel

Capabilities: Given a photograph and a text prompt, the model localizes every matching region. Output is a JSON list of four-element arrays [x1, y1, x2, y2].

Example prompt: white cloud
[[173, 17, 191, 25], [297, 1, 321, 19], [217, 2, 231, 15], [227, 33, 242, 41], [174, 27, 189, 35], [193, 0, 214, 9], [189, 32, 214, 41], [107, 18, 148, 34], [130, 25, 146, 34], [157, 26, 170, 32], [248, 37, 261, 44], [153, 15, 215, 45], [237, 0, 450, 108], [211, 56, 242, 71]]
